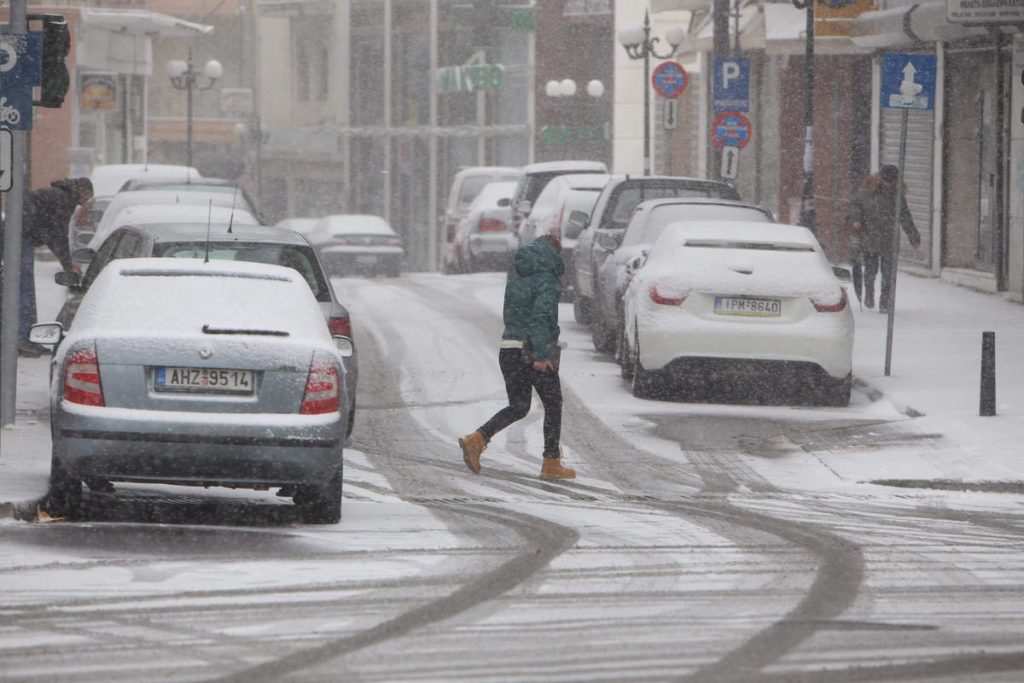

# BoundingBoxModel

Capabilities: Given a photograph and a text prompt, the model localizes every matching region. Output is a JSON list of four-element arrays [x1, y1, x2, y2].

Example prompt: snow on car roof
[[91, 203, 259, 249], [522, 160, 608, 174], [320, 214, 396, 235], [555, 173, 610, 190], [73, 258, 328, 341], [89, 164, 201, 198], [470, 181, 517, 207]]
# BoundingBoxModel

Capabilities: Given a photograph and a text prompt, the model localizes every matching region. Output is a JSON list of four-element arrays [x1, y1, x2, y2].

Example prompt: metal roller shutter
[[879, 107, 935, 268]]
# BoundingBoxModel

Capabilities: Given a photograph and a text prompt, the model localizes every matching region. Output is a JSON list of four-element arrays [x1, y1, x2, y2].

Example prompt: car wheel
[[295, 467, 343, 524], [818, 373, 852, 407], [573, 296, 593, 325], [46, 454, 82, 518], [619, 323, 634, 381], [631, 328, 658, 399], [345, 397, 356, 439]]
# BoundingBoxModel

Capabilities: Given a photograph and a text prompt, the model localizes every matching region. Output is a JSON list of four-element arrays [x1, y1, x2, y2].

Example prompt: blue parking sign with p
[[713, 58, 749, 114]]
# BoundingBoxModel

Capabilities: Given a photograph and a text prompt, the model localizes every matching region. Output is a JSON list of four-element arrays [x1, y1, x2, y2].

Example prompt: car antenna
[[204, 199, 213, 263], [227, 184, 239, 234]]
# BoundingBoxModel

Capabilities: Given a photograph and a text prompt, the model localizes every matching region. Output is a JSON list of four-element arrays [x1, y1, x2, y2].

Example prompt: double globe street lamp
[[618, 11, 685, 176], [166, 49, 223, 170]]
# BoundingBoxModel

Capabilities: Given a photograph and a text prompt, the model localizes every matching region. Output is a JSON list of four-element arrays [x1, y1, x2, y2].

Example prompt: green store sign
[[437, 64, 506, 94]]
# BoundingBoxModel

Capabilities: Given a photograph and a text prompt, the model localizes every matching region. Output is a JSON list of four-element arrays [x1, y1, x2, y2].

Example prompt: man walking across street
[[459, 234, 576, 480], [848, 164, 920, 312], [8, 177, 92, 356]]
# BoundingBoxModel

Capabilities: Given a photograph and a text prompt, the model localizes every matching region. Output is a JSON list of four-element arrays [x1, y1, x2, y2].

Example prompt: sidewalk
[[3, 260, 1023, 517]]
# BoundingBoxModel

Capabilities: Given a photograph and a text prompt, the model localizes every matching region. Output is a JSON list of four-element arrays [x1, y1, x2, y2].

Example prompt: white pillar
[[428, 0, 439, 271]]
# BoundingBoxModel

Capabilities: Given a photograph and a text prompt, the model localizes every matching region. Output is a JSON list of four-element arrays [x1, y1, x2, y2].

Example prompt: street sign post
[[879, 52, 937, 376], [651, 61, 687, 99], [713, 57, 749, 113], [0, 129, 11, 191], [711, 111, 752, 149]]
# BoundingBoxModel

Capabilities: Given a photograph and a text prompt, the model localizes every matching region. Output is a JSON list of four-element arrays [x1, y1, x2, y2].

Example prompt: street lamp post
[[618, 11, 684, 176], [792, 0, 816, 232], [166, 48, 223, 170]]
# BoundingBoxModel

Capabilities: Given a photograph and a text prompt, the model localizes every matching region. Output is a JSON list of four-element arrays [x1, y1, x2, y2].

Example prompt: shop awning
[[79, 9, 214, 37], [680, 3, 866, 56]]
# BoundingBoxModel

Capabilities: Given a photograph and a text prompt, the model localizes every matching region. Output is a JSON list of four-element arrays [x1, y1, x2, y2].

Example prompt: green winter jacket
[[501, 236, 564, 361]]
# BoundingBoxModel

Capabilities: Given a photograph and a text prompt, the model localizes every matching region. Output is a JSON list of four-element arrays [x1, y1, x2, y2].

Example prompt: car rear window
[[154, 242, 331, 301], [626, 205, 772, 246]]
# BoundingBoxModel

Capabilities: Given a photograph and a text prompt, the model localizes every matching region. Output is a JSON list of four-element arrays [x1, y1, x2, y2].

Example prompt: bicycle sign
[[651, 61, 688, 99], [711, 111, 752, 150]]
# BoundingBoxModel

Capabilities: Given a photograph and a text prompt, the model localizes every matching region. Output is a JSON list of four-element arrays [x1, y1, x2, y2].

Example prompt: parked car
[[573, 175, 741, 332], [518, 173, 609, 301], [69, 164, 201, 252], [620, 221, 853, 406], [591, 198, 775, 357], [87, 203, 260, 251], [442, 166, 521, 246], [309, 214, 404, 277], [118, 177, 262, 223], [31, 258, 353, 523], [89, 189, 259, 248], [55, 222, 360, 438], [444, 180, 517, 273], [509, 160, 608, 236]]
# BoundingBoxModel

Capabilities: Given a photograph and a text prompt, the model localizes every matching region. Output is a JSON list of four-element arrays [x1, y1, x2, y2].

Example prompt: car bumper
[[53, 403, 344, 487], [319, 247, 403, 272], [636, 306, 853, 379]]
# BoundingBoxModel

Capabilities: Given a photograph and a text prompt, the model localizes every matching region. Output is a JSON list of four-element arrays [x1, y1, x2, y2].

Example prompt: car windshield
[[624, 205, 772, 246], [154, 242, 330, 301]]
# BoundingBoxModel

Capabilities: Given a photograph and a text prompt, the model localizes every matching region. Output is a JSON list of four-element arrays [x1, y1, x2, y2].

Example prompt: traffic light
[[32, 14, 70, 109]]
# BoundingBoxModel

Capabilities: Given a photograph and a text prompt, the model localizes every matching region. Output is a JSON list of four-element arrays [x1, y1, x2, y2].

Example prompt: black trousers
[[862, 250, 895, 307], [478, 348, 562, 458]]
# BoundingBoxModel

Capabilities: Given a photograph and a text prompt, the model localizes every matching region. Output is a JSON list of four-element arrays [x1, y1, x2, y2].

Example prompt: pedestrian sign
[[711, 111, 752, 150], [881, 53, 936, 111], [651, 61, 687, 99], [713, 58, 749, 113]]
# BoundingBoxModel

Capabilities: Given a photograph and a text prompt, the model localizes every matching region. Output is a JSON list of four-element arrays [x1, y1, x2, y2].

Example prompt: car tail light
[[328, 316, 352, 338], [64, 347, 104, 406], [478, 218, 507, 233], [74, 204, 94, 228], [300, 356, 340, 414], [648, 284, 688, 306], [811, 288, 848, 313]]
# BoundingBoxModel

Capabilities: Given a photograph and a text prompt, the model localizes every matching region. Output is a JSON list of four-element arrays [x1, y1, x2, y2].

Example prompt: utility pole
[[712, 0, 730, 179]]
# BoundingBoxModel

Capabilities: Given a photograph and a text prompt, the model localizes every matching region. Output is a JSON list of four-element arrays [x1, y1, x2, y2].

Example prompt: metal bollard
[[980, 331, 996, 416]]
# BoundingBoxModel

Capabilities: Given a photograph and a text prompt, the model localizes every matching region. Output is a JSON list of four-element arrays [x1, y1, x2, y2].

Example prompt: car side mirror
[[597, 232, 623, 252], [832, 265, 852, 283], [28, 322, 64, 347], [54, 270, 82, 288], [564, 210, 589, 239], [333, 335, 354, 358], [497, 197, 511, 208], [516, 200, 532, 216], [72, 247, 96, 264]]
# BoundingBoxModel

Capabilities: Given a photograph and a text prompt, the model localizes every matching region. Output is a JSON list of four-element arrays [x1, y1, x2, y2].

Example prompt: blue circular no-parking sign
[[652, 61, 688, 99]]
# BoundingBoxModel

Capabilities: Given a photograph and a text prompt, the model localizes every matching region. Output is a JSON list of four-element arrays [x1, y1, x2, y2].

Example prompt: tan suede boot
[[540, 457, 576, 480], [459, 431, 487, 474]]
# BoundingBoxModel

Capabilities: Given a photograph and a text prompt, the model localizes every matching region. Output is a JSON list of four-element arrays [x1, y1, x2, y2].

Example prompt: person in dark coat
[[459, 234, 576, 480], [847, 164, 920, 312], [15, 177, 93, 356]]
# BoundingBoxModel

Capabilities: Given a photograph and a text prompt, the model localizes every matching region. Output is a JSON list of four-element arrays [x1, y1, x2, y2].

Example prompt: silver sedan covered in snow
[[31, 258, 353, 524]]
